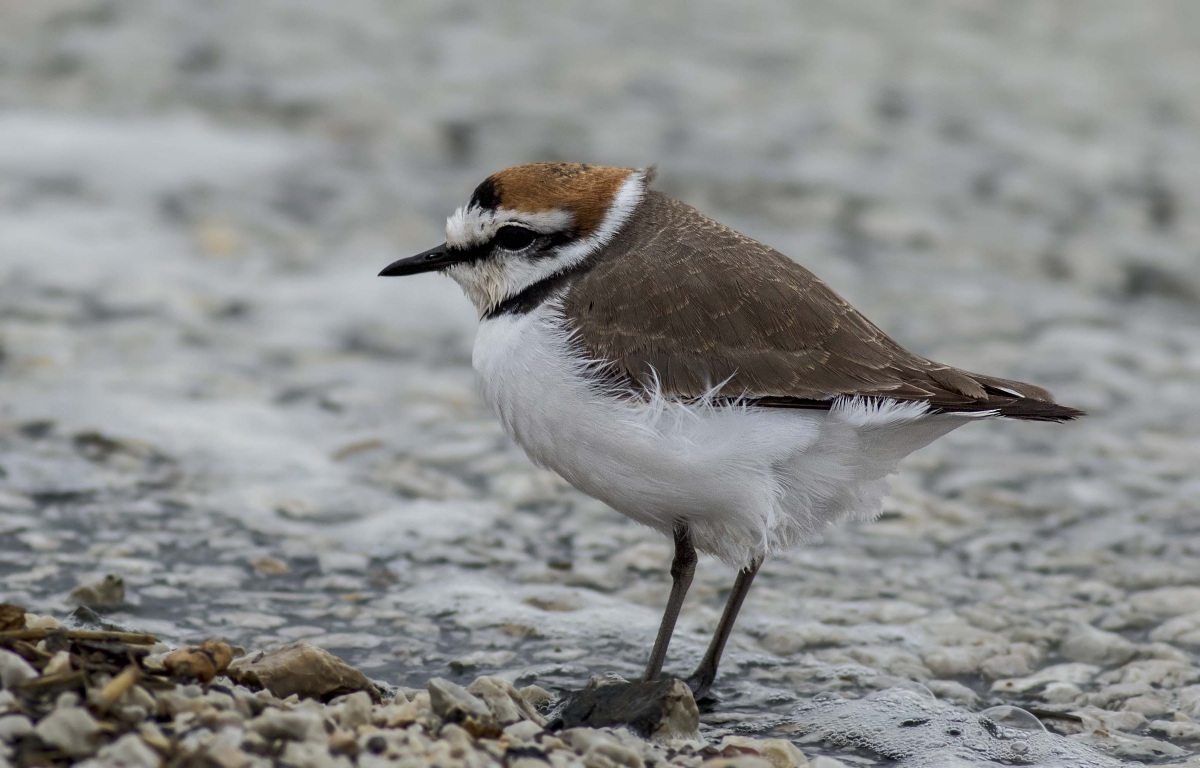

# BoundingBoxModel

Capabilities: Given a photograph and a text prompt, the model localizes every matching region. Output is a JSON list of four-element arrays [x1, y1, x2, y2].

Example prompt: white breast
[[472, 301, 973, 567]]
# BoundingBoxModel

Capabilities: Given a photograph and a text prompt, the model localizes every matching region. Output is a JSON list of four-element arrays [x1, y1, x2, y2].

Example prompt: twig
[[0, 629, 159, 645], [99, 665, 142, 706]]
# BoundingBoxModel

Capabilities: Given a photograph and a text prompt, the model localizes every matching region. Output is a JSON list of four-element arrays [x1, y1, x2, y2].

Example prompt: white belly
[[472, 302, 971, 567]]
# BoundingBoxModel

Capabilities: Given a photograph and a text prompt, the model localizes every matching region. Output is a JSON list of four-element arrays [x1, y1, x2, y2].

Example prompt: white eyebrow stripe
[[446, 206, 574, 249]]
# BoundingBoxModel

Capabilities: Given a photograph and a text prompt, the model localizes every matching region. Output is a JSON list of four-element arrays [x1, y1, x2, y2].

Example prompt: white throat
[[444, 171, 648, 316]]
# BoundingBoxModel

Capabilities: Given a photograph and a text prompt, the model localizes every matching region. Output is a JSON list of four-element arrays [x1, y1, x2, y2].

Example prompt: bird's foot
[[685, 670, 720, 706], [547, 675, 699, 738]]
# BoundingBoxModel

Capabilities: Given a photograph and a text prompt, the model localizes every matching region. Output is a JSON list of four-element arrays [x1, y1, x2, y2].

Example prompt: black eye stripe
[[493, 225, 537, 251], [444, 226, 577, 264]]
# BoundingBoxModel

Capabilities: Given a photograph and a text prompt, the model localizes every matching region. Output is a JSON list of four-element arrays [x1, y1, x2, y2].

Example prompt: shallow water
[[3, 2, 1200, 765]]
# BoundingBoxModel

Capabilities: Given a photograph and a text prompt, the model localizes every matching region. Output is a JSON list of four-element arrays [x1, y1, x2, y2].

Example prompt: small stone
[[718, 737, 809, 768], [1149, 719, 1200, 740], [1122, 694, 1170, 718], [24, 614, 62, 631], [0, 714, 34, 741], [0, 604, 25, 631], [503, 719, 543, 741], [701, 758, 774, 768], [365, 733, 388, 754], [43, 650, 72, 676], [450, 650, 517, 672], [95, 732, 161, 768], [1041, 682, 1083, 704], [586, 740, 645, 768], [991, 662, 1099, 694], [1149, 611, 1200, 645], [328, 728, 359, 756], [228, 641, 379, 702], [69, 573, 126, 607], [0, 649, 38, 689], [253, 557, 291, 575], [469, 676, 546, 726], [922, 646, 987, 678], [554, 678, 698, 739], [1131, 587, 1200, 618], [164, 647, 217, 683], [428, 678, 497, 736], [1059, 622, 1137, 666], [334, 690, 374, 730], [980, 652, 1034, 680], [519, 684, 555, 710], [247, 708, 326, 743], [35, 706, 101, 758]]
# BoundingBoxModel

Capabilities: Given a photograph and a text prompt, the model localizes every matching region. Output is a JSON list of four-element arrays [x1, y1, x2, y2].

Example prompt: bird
[[379, 162, 1082, 699]]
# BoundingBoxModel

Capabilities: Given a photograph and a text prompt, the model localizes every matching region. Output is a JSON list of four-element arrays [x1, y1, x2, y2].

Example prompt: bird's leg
[[642, 525, 697, 682], [687, 558, 762, 699]]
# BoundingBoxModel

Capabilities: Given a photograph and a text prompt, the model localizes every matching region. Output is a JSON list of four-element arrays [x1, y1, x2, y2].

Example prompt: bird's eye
[[494, 225, 537, 251]]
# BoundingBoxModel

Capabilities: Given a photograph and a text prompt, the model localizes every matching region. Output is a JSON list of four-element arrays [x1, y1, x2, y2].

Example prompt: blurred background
[[2, 0, 1199, 762]]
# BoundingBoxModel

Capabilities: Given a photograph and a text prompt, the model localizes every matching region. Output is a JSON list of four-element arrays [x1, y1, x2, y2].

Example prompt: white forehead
[[445, 205, 574, 249]]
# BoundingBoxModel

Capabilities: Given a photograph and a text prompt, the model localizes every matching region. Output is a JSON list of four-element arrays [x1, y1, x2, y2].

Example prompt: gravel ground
[[1, 1, 1199, 765]]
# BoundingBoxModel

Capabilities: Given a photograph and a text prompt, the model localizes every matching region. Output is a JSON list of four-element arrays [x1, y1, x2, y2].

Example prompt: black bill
[[378, 243, 468, 276]]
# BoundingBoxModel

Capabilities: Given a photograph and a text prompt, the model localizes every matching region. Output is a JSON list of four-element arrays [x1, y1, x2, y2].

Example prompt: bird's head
[[380, 162, 651, 316]]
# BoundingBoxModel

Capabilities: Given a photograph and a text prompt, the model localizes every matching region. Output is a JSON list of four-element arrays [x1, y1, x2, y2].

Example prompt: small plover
[[380, 163, 1081, 697]]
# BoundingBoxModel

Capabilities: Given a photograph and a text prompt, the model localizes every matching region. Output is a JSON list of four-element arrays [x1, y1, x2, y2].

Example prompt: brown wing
[[563, 192, 1081, 422]]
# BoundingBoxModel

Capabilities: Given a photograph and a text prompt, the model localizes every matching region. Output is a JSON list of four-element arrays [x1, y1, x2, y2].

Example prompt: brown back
[[563, 191, 1081, 422]]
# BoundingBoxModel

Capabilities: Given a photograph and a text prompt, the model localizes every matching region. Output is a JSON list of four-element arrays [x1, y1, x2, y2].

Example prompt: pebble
[[333, 690, 374, 730], [248, 707, 327, 744], [0, 714, 33, 741], [94, 732, 162, 768], [227, 641, 379, 702], [428, 677, 496, 735], [1059, 622, 1137, 667], [468, 675, 546, 726], [69, 573, 127, 607], [35, 705, 102, 758], [0, 649, 38, 688]]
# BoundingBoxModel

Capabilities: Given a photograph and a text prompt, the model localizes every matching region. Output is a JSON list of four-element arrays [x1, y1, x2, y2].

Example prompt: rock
[[503, 719, 544, 741], [95, 732, 161, 768], [333, 690, 373, 730], [164, 647, 217, 683], [0, 714, 33, 741], [0, 604, 25, 631], [718, 736, 810, 768], [991, 662, 1099, 694], [980, 651, 1034, 680], [701, 758, 774, 768], [1149, 611, 1200, 645], [227, 641, 379, 702], [449, 650, 518, 672], [922, 646, 989, 678], [428, 678, 497, 736], [1060, 622, 1137, 667], [247, 708, 327, 743], [69, 573, 126, 607], [519, 684, 555, 710], [43, 650, 73, 676], [585, 739, 646, 768], [553, 677, 699, 739], [35, 705, 101, 758], [23, 614, 62, 631], [1130, 587, 1200, 619], [468, 675, 546, 726], [0, 649, 38, 689], [1149, 719, 1200, 741]]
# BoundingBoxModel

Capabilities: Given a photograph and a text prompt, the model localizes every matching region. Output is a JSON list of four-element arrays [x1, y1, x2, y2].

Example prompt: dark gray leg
[[687, 559, 762, 698], [642, 526, 697, 682]]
